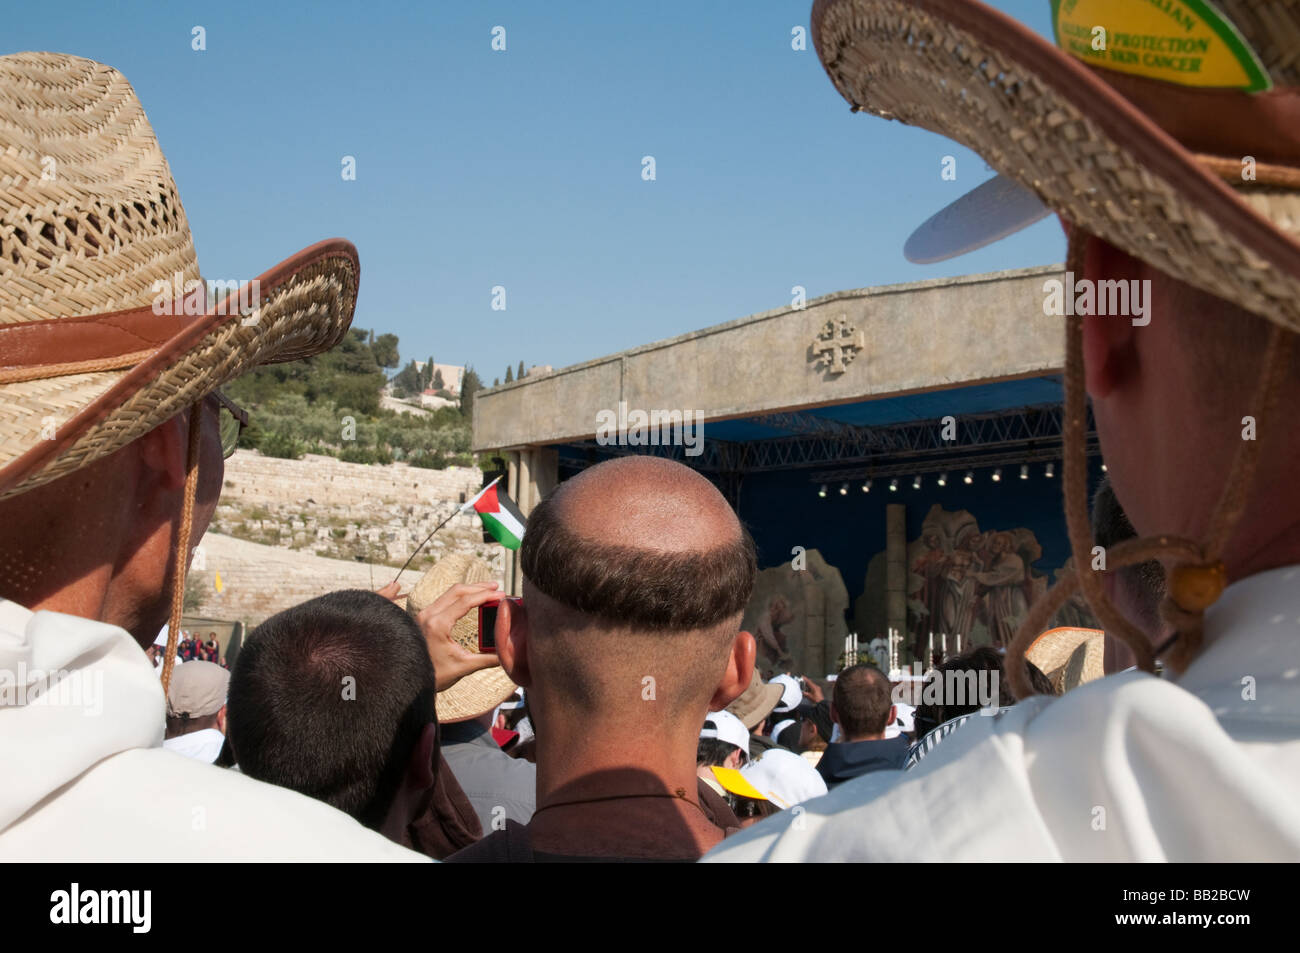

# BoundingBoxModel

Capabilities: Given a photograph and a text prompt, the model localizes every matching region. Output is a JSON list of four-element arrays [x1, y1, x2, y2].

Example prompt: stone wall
[[218, 449, 480, 508], [192, 451, 504, 625], [188, 533, 506, 627]]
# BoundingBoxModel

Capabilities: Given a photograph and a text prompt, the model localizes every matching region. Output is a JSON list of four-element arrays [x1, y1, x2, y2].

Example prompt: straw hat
[[810, 0, 1300, 330], [725, 668, 785, 730], [1026, 626, 1105, 694], [0, 52, 360, 500], [405, 552, 517, 723]]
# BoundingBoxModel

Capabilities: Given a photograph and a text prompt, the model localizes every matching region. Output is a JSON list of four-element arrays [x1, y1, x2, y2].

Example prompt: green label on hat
[[1051, 0, 1271, 92]]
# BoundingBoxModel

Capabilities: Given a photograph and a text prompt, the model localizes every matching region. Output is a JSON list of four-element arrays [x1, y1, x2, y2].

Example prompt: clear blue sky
[[8, 0, 1061, 383]]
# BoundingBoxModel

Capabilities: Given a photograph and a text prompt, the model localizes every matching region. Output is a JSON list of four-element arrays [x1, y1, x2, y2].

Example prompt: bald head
[[521, 456, 755, 632], [552, 455, 742, 550], [516, 456, 757, 718]]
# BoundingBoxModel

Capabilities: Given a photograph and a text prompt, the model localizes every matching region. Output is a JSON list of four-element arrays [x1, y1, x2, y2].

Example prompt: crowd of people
[[148, 630, 227, 670], [3, 0, 1300, 863]]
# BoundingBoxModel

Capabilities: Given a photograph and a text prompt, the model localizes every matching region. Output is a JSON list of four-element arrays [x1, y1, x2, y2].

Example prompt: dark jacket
[[815, 735, 910, 787]]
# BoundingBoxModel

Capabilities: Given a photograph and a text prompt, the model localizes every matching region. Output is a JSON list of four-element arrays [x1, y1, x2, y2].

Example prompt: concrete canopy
[[472, 264, 1065, 456]]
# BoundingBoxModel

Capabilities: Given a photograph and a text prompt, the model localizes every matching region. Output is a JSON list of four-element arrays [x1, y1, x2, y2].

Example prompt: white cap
[[740, 748, 828, 809], [770, 674, 802, 713], [769, 718, 798, 743], [700, 710, 750, 759]]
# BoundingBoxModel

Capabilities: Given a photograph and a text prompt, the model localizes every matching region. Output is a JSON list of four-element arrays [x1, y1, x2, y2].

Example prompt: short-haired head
[[227, 589, 436, 830], [831, 664, 893, 738]]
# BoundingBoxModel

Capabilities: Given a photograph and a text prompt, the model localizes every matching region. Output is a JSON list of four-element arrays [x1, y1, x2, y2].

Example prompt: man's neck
[[525, 713, 724, 858]]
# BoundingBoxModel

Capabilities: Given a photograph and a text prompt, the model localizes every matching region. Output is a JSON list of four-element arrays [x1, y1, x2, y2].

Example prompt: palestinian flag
[[462, 476, 526, 550]]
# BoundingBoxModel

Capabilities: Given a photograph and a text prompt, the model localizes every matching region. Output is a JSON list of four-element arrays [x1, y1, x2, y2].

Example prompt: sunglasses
[[211, 390, 249, 459]]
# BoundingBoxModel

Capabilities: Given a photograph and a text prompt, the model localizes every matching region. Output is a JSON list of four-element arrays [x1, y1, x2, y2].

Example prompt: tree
[[493, 377, 500, 387], [432, 368, 445, 391], [504, 365, 513, 383], [425, 356, 435, 391], [391, 359, 422, 397], [460, 366, 482, 419], [371, 333, 400, 369], [517, 360, 526, 380]]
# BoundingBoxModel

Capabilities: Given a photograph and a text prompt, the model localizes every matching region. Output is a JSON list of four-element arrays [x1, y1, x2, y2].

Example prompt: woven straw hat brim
[[0, 239, 359, 500], [811, 0, 1300, 331], [0, 52, 360, 500], [1026, 626, 1105, 692], [406, 552, 517, 724]]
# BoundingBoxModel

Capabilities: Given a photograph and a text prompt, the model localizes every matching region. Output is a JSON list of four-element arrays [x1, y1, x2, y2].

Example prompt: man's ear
[[496, 597, 530, 688], [406, 723, 438, 792], [887, 704, 897, 727], [1081, 236, 1141, 399], [830, 702, 841, 728], [135, 413, 190, 492], [708, 630, 756, 712], [216, 704, 227, 735]]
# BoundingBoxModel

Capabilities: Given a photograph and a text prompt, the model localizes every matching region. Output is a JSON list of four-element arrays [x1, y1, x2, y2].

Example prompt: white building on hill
[[414, 361, 465, 397]]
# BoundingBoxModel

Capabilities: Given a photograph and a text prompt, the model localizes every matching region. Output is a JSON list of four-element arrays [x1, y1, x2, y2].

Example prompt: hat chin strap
[[1007, 231, 1294, 698], [158, 403, 203, 696]]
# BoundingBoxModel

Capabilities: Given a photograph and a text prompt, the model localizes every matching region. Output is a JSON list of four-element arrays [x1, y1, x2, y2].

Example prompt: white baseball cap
[[700, 710, 750, 759], [712, 748, 828, 810], [769, 718, 798, 744], [770, 674, 802, 714]]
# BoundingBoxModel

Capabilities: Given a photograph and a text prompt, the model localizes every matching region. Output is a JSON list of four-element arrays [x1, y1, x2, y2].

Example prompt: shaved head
[[519, 456, 756, 718]]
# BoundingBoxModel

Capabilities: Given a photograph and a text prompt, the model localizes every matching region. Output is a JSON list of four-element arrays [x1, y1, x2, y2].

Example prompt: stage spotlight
[[912, 475, 922, 490], [992, 468, 1002, 482], [1045, 462, 1055, 478], [840, 482, 848, 496], [937, 472, 947, 487], [889, 478, 898, 492], [1101, 462, 1108, 472], [1020, 464, 1029, 480], [818, 484, 827, 498], [963, 471, 973, 484], [862, 479, 872, 493]]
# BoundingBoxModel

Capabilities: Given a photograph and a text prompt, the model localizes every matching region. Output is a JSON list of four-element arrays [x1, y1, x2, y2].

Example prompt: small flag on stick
[[462, 476, 526, 550]]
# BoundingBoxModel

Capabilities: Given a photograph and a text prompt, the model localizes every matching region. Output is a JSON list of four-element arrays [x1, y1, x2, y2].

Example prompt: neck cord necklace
[[533, 788, 711, 822]]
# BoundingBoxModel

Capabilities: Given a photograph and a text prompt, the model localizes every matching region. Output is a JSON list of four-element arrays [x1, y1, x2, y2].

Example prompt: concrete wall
[[473, 265, 1064, 452]]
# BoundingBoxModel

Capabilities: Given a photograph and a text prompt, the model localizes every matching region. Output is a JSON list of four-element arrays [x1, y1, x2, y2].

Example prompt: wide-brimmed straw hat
[[725, 668, 785, 730], [810, 0, 1300, 330], [0, 52, 360, 500], [405, 552, 517, 724], [1026, 626, 1104, 694]]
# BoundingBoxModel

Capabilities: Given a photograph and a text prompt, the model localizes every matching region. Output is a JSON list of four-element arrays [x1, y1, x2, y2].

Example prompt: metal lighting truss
[[558, 404, 1096, 478]]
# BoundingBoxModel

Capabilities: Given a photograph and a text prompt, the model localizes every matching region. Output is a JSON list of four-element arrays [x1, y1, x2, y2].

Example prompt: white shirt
[[163, 727, 226, 764], [0, 599, 425, 861], [702, 565, 1300, 861]]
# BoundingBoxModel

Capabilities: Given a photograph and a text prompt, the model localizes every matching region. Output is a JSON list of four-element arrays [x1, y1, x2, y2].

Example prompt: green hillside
[[226, 328, 482, 468]]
